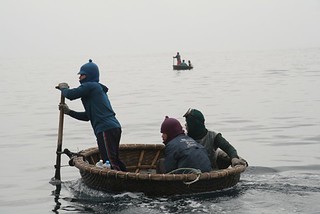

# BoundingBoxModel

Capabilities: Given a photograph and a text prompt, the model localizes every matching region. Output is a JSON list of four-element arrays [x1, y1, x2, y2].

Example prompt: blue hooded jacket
[[61, 60, 121, 135]]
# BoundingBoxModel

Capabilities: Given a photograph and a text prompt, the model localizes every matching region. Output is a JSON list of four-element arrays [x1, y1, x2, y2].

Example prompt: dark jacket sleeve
[[61, 85, 90, 121], [68, 110, 89, 121], [61, 84, 90, 101], [214, 133, 239, 159]]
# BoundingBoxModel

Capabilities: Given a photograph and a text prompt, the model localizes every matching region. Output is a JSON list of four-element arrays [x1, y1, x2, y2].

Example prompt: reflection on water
[[51, 184, 61, 213], [0, 48, 320, 213]]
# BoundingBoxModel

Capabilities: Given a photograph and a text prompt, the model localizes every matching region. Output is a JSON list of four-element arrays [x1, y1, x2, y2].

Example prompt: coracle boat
[[173, 65, 193, 70], [67, 144, 246, 196]]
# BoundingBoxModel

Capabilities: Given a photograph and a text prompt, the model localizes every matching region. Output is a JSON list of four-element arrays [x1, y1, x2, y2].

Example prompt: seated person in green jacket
[[156, 116, 212, 174], [183, 108, 247, 169], [180, 60, 188, 66]]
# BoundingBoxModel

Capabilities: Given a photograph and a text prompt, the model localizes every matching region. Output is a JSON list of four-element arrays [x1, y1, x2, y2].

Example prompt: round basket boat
[[173, 65, 193, 70], [70, 144, 246, 196]]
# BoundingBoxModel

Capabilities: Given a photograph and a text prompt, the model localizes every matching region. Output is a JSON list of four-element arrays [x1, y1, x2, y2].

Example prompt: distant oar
[[50, 86, 65, 185]]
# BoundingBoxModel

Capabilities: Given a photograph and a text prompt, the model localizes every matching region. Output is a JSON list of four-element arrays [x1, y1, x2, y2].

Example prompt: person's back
[[158, 116, 211, 173], [164, 134, 212, 173], [63, 81, 120, 135]]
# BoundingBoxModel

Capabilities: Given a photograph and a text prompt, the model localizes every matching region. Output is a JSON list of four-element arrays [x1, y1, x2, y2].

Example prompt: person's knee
[[156, 158, 166, 173]]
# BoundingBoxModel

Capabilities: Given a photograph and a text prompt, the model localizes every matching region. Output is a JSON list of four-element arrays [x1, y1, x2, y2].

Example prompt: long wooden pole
[[54, 91, 65, 181]]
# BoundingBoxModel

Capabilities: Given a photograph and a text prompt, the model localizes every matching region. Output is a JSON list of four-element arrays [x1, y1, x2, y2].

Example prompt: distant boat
[[66, 144, 247, 196], [173, 64, 193, 70]]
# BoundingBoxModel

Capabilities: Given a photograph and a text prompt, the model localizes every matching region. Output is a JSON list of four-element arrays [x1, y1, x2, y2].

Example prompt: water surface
[[0, 48, 319, 213]]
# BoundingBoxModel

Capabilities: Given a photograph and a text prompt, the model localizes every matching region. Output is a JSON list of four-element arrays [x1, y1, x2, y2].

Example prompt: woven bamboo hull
[[173, 65, 193, 70], [72, 144, 246, 196]]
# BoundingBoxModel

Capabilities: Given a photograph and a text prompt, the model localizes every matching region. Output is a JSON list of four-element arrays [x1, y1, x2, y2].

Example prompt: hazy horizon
[[1, 0, 320, 58]]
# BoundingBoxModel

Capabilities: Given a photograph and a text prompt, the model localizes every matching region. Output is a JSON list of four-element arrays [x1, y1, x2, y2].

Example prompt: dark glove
[[57, 82, 69, 90], [59, 103, 70, 115]]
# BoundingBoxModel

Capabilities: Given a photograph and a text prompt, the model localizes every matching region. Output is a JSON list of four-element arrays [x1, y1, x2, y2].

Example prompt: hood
[[183, 108, 207, 140], [78, 59, 100, 83], [99, 83, 109, 93], [160, 116, 184, 143]]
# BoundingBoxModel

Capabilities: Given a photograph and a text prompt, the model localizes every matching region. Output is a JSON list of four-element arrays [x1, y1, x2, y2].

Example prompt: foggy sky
[[1, 0, 320, 57]]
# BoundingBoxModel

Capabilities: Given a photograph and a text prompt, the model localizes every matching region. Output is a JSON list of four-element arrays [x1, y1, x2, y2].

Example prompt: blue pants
[[96, 128, 127, 171]]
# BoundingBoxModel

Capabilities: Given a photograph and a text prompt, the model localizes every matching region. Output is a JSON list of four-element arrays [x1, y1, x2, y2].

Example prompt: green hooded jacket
[[184, 109, 239, 169]]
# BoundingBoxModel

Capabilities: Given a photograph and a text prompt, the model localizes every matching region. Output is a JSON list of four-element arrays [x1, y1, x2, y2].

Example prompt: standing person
[[188, 60, 192, 67], [157, 116, 211, 174], [183, 108, 247, 169], [57, 59, 126, 171], [173, 52, 181, 65]]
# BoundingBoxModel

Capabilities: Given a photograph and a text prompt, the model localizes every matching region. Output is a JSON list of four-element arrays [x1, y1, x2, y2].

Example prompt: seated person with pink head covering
[[156, 116, 212, 174]]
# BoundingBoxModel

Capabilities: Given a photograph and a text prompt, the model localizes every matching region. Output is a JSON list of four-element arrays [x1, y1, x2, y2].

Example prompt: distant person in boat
[[156, 116, 212, 174], [180, 60, 188, 67], [173, 52, 181, 65], [183, 108, 247, 169], [57, 59, 127, 171], [188, 60, 192, 67]]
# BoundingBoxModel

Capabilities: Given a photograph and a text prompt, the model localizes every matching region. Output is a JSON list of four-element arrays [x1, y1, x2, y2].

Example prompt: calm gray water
[[0, 48, 319, 213]]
